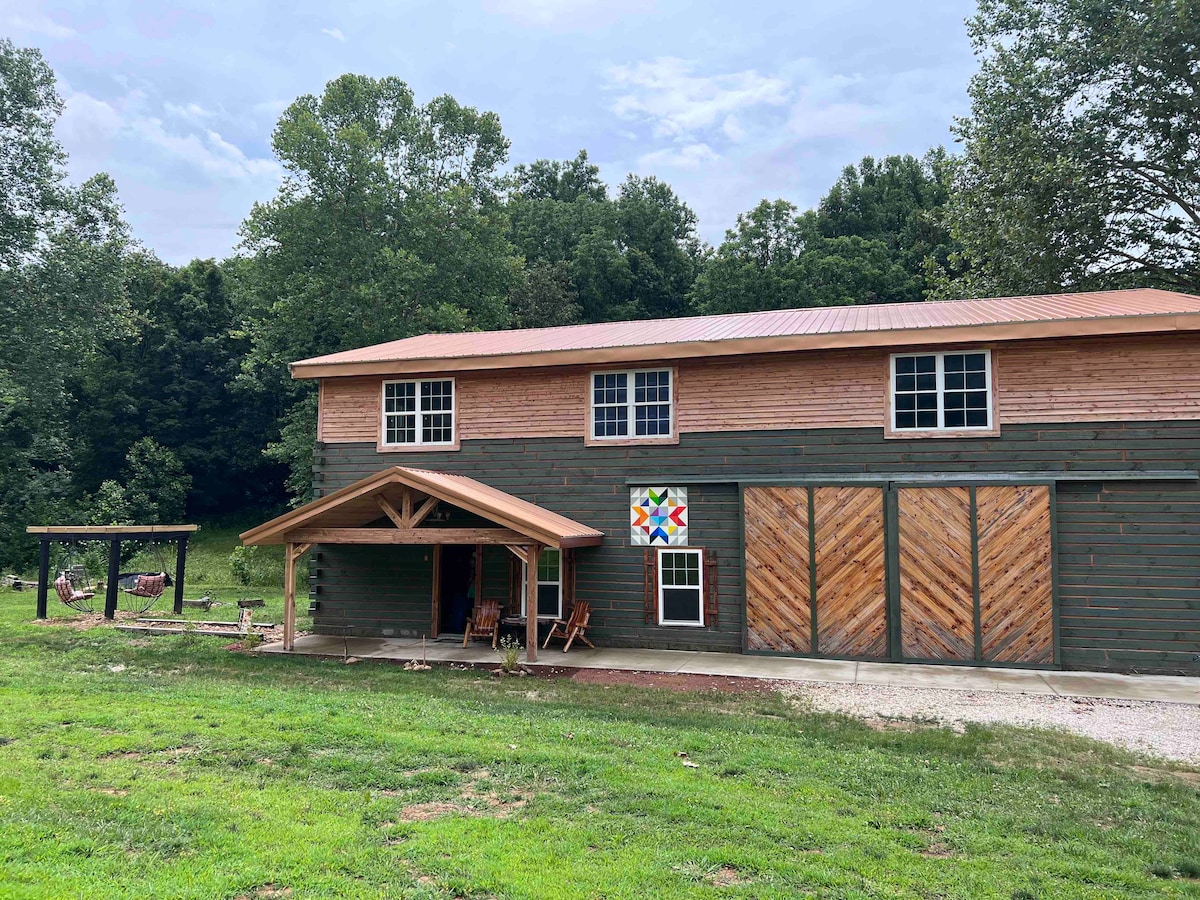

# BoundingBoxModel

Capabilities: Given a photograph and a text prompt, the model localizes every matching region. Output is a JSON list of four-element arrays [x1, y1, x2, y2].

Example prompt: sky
[[5, 0, 979, 264]]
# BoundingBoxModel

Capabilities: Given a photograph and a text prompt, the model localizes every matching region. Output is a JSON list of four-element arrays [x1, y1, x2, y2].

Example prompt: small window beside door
[[658, 548, 703, 626], [521, 548, 562, 619]]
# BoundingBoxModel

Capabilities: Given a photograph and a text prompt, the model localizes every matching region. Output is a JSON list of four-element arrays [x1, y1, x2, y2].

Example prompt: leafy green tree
[[941, 0, 1199, 297], [506, 154, 702, 323], [818, 150, 959, 282], [692, 200, 919, 314], [68, 256, 286, 515], [692, 153, 957, 315], [0, 40, 131, 568], [239, 74, 521, 501]]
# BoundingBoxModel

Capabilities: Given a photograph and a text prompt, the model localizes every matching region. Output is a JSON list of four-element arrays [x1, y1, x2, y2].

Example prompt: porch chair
[[462, 600, 502, 649], [542, 600, 594, 653]]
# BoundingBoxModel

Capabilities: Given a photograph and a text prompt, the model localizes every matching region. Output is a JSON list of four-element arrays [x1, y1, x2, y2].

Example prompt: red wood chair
[[543, 600, 594, 652], [463, 600, 501, 649]]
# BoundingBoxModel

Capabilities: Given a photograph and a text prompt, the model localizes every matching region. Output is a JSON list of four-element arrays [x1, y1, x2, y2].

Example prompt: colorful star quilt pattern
[[630, 486, 688, 546]]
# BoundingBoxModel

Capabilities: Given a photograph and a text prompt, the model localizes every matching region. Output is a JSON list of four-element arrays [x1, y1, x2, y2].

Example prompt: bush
[[229, 545, 279, 587]]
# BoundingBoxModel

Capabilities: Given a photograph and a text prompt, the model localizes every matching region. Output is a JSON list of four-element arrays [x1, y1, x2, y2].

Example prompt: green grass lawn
[[2, 538, 1200, 897]]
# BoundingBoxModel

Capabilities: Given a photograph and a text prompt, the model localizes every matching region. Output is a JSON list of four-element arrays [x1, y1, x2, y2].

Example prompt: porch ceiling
[[239, 466, 605, 550]]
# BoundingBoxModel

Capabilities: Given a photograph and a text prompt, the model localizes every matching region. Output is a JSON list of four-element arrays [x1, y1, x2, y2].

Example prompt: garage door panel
[[744, 487, 812, 653], [899, 487, 975, 660], [814, 486, 888, 659], [977, 484, 1054, 664]]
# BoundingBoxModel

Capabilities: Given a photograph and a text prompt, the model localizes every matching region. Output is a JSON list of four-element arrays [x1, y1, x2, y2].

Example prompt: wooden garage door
[[813, 486, 888, 659], [898, 487, 975, 661], [744, 486, 887, 659], [744, 487, 812, 653], [896, 484, 1055, 664], [977, 484, 1054, 664]]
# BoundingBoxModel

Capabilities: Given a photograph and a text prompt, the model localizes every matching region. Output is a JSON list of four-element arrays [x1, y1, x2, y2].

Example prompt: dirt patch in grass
[[1129, 765, 1200, 787], [234, 886, 292, 899], [921, 843, 956, 859], [708, 865, 750, 886], [557, 668, 777, 694], [33, 611, 141, 630]]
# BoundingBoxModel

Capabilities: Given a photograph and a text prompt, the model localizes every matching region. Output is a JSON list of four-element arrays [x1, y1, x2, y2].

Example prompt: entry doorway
[[438, 545, 476, 635]]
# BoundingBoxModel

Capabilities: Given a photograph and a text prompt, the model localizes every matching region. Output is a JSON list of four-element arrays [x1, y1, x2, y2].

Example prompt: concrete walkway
[[259, 634, 1200, 706]]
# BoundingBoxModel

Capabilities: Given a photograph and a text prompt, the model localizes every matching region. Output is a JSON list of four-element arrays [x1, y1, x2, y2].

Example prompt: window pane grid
[[383, 380, 454, 445], [592, 369, 672, 440], [658, 549, 703, 625], [892, 352, 990, 432]]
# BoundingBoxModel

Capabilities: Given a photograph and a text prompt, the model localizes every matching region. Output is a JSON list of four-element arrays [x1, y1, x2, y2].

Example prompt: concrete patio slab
[[256, 634, 1200, 705]]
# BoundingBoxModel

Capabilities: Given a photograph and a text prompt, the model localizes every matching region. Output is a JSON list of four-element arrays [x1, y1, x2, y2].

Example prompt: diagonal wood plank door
[[744, 486, 812, 653], [813, 486, 888, 659], [898, 487, 975, 660], [977, 485, 1054, 664]]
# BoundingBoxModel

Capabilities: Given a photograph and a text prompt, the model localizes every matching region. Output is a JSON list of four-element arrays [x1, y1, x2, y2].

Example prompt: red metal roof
[[292, 289, 1200, 376]]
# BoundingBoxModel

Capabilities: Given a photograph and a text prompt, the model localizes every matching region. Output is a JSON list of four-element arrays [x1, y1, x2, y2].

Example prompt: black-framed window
[[382, 379, 455, 446], [892, 351, 991, 431], [591, 369, 673, 440]]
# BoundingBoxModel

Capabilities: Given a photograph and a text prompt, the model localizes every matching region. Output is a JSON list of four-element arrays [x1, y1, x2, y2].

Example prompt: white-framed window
[[658, 548, 703, 626], [382, 379, 455, 446], [590, 369, 673, 440], [521, 548, 562, 619], [891, 351, 992, 431]]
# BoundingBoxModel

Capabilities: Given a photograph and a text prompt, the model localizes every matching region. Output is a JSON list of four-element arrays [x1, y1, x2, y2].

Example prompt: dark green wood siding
[[311, 419, 1200, 670], [313, 543, 433, 637]]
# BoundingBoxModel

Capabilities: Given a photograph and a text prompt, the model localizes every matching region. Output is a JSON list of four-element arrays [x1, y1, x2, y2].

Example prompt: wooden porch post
[[525, 543, 542, 662], [284, 541, 296, 651], [35, 538, 50, 619]]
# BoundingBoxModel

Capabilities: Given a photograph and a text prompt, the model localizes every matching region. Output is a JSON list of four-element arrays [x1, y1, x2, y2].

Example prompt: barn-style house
[[242, 289, 1200, 673]]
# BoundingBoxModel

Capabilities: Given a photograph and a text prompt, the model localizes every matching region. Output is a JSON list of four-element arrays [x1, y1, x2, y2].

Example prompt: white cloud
[[164, 101, 215, 124], [321, 27, 346, 41], [59, 88, 281, 183], [637, 142, 719, 170], [482, 0, 647, 29], [609, 57, 789, 138], [5, 12, 76, 39]]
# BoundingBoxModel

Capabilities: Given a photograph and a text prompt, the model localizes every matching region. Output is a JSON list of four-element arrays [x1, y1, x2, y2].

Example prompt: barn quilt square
[[630, 486, 688, 546]]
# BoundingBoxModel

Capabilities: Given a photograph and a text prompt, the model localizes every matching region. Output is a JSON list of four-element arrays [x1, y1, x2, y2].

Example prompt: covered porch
[[239, 466, 604, 661]]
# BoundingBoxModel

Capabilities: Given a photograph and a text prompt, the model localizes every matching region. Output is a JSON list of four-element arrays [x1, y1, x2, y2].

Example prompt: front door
[[438, 545, 476, 635]]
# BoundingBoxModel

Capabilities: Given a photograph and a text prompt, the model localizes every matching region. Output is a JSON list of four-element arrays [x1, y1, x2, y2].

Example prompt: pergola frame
[[27, 525, 198, 620]]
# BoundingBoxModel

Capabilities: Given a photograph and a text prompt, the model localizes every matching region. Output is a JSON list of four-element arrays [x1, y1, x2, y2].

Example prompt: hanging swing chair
[[53, 544, 97, 613], [116, 540, 173, 614]]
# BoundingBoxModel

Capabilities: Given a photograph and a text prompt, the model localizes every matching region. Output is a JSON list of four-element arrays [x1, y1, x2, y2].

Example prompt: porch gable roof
[[239, 466, 605, 550]]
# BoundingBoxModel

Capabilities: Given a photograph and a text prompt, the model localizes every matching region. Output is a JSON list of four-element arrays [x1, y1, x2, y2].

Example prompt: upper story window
[[382, 379, 455, 446], [591, 369, 673, 440], [891, 351, 992, 432]]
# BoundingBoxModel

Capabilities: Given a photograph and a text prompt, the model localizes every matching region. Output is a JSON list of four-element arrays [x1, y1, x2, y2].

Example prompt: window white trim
[[657, 548, 704, 627], [889, 350, 993, 433], [589, 368, 674, 441], [521, 548, 563, 619], [381, 378, 456, 447]]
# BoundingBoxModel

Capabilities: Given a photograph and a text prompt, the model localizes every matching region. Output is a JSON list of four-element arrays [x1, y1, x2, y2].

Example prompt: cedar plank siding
[[318, 333, 1200, 444], [310, 421, 1200, 672]]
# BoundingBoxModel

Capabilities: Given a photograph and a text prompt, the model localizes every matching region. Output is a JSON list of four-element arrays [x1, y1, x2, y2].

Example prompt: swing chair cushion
[[54, 575, 94, 604], [125, 573, 167, 599]]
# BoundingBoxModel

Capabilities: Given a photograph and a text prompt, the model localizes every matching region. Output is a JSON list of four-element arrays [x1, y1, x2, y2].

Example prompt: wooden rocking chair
[[543, 600, 594, 652], [462, 600, 501, 649]]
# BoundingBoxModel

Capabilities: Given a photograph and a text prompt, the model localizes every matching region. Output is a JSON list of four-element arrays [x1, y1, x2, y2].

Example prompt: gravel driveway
[[782, 682, 1200, 765]]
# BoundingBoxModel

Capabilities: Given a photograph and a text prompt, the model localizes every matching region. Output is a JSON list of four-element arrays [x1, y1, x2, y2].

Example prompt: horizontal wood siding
[[313, 544, 432, 637], [311, 418, 1200, 670], [1056, 481, 1200, 673], [318, 333, 1200, 443]]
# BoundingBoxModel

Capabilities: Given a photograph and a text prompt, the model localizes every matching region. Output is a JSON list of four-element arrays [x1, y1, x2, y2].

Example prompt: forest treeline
[[1, 0, 1196, 567]]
